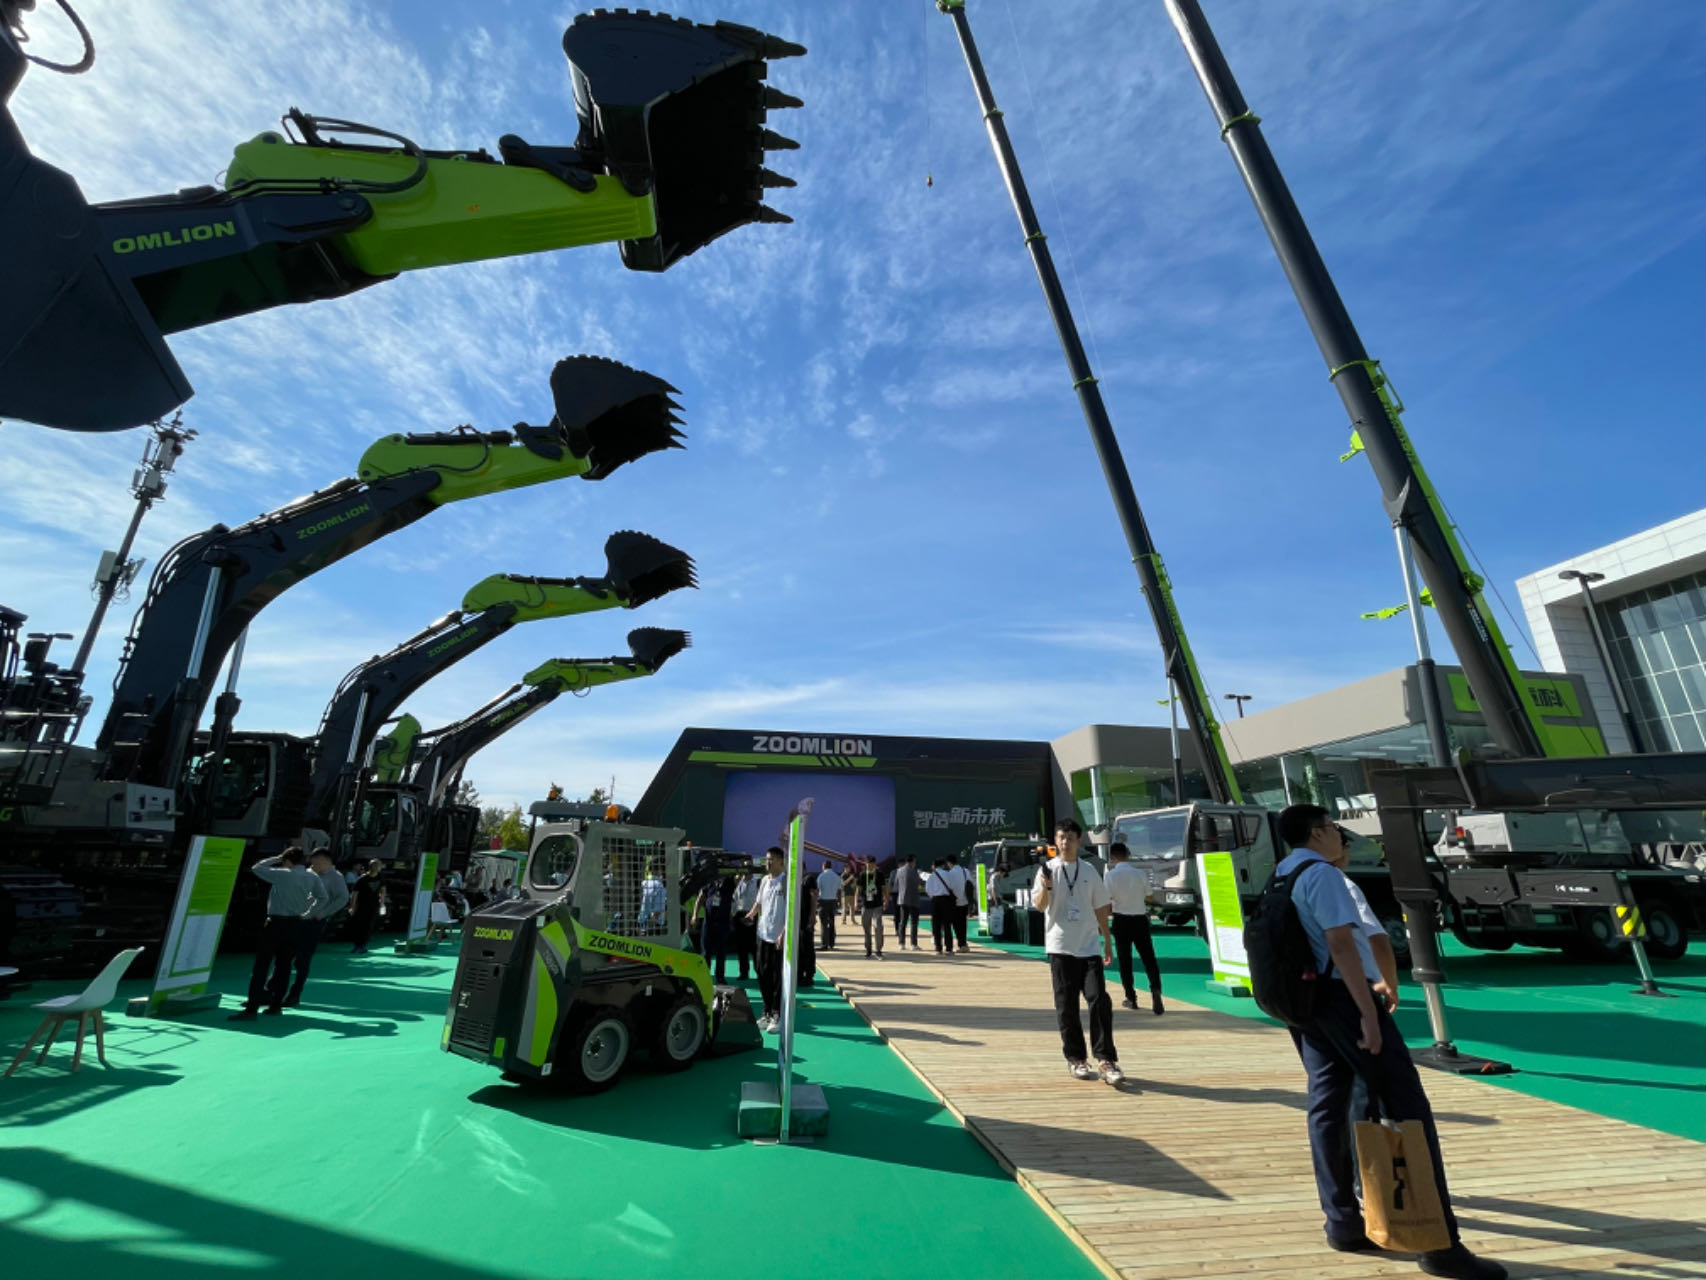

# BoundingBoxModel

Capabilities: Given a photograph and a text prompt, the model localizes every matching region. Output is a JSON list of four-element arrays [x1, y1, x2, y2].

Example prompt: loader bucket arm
[[0, 8, 801, 431], [300, 535, 693, 834], [409, 628, 690, 804], [96, 359, 684, 785]]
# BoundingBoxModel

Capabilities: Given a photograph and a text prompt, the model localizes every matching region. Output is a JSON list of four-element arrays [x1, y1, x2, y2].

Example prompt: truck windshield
[[1112, 810, 1188, 862]]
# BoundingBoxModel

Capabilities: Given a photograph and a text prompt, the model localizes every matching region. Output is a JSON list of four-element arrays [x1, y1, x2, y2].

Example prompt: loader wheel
[[562, 1011, 631, 1093], [651, 993, 707, 1071]]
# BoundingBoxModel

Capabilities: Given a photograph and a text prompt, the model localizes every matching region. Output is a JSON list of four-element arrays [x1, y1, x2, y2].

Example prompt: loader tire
[[651, 992, 707, 1071], [561, 1010, 631, 1094]]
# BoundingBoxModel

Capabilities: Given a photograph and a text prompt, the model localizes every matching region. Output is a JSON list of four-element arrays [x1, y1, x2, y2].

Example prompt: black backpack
[[1245, 858, 1335, 1027]]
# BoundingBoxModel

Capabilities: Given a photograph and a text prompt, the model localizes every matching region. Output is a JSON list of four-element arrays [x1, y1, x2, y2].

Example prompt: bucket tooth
[[762, 87, 805, 111], [549, 355, 685, 480], [753, 206, 792, 225], [564, 9, 805, 272], [757, 168, 797, 189], [759, 130, 800, 152]]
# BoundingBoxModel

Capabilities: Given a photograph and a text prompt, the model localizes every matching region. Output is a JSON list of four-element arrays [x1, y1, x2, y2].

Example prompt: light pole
[[1559, 569, 1645, 753], [1224, 693, 1252, 719]]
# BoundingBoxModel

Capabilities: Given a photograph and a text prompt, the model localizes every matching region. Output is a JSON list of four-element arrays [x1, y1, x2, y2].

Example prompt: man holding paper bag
[[1274, 805, 1505, 1280]]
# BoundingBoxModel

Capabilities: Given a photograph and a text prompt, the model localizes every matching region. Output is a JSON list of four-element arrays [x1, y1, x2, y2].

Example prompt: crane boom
[[938, 0, 1240, 802]]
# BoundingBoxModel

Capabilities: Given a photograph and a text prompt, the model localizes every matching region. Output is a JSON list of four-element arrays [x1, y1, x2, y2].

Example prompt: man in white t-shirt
[[1105, 843, 1163, 1016], [746, 847, 790, 1032], [1032, 817, 1121, 1085], [942, 854, 971, 953]]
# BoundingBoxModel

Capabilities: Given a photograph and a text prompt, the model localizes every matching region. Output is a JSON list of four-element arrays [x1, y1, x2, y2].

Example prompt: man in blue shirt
[[1276, 804, 1504, 1280]]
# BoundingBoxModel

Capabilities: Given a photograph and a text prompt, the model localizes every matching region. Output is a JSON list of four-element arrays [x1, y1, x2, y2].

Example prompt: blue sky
[[4, 0, 1702, 810]]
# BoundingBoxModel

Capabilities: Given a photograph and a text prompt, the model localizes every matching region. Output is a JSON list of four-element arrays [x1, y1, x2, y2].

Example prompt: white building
[[1518, 509, 1706, 755]]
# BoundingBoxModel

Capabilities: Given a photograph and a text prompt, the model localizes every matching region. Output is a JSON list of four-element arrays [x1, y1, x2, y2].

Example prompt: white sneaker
[[1069, 1060, 1097, 1081], [1099, 1061, 1125, 1086]]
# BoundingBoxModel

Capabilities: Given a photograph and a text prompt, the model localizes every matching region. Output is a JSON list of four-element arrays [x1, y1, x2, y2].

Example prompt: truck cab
[[1110, 803, 1281, 927]]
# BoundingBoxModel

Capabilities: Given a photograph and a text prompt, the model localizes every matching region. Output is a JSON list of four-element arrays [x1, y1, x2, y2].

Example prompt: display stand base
[[393, 937, 438, 954], [738, 1080, 829, 1141], [1413, 1043, 1514, 1076], [128, 990, 221, 1018], [1204, 978, 1252, 997]]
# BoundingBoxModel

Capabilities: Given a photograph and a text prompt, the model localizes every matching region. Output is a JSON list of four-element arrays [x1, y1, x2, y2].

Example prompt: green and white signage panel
[[1196, 851, 1251, 995], [148, 834, 245, 1013]]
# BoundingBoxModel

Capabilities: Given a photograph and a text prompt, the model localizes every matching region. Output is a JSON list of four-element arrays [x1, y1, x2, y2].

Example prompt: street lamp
[[1224, 693, 1253, 719], [1559, 569, 1645, 753]]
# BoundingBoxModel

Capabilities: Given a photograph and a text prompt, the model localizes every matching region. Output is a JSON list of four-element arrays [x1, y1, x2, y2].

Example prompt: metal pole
[[1565, 573, 1646, 753], [1398, 526, 1451, 767], [1167, 679, 1184, 803], [1161, 0, 1543, 759], [183, 567, 225, 680], [940, 0, 1238, 803]]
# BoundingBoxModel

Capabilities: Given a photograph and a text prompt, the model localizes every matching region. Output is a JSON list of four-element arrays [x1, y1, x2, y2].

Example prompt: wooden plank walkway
[[819, 941, 1706, 1280]]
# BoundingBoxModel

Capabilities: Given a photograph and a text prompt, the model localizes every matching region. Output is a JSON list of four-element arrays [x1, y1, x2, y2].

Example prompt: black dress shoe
[[1122, 997, 1139, 1010], [1419, 1244, 1507, 1280], [262, 1006, 284, 1016], [1326, 1233, 1376, 1253], [227, 1008, 258, 1022], [1152, 994, 1166, 1016]]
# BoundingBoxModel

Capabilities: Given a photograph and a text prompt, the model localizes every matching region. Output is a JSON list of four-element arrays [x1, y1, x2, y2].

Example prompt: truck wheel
[[561, 1011, 631, 1093], [1563, 909, 1627, 963], [651, 993, 707, 1071], [1641, 904, 1689, 961], [1376, 912, 1412, 970]]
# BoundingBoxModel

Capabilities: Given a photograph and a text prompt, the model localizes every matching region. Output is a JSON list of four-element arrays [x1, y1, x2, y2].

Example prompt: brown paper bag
[[1354, 1119, 1452, 1253]]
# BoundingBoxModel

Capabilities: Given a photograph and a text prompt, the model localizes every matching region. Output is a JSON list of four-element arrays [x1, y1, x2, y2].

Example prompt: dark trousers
[[951, 900, 970, 949], [348, 905, 377, 950], [1111, 913, 1162, 998], [703, 916, 731, 982], [1049, 953, 1116, 1063], [732, 919, 756, 980], [247, 916, 306, 1010], [286, 919, 327, 1002], [1289, 983, 1459, 1245], [861, 903, 886, 955], [895, 904, 920, 945], [929, 895, 955, 951], [756, 938, 782, 1017], [818, 902, 837, 949], [797, 921, 816, 985]]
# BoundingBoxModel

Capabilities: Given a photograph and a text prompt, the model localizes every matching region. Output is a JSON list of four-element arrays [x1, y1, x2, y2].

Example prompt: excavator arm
[[410, 627, 691, 805], [301, 537, 695, 842], [0, 8, 804, 430], [97, 356, 683, 786]]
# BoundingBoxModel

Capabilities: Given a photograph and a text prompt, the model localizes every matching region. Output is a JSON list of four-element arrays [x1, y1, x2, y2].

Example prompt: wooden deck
[[818, 942, 1706, 1280]]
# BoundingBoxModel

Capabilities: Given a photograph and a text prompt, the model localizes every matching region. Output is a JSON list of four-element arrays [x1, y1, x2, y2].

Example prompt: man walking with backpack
[[1268, 805, 1504, 1280]]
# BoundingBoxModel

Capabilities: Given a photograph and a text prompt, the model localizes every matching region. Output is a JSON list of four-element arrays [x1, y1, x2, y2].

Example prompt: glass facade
[[1071, 763, 1207, 830], [1602, 571, 1706, 752]]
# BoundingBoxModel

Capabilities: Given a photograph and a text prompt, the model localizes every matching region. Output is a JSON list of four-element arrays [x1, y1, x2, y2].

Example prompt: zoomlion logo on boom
[[427, 628, 475, 658], [112, 221, 238, 254], [296, 503, 372, 540], [752, 735, 873, 756]]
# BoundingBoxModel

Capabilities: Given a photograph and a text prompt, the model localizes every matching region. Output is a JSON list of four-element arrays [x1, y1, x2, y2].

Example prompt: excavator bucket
[[603, 530, 698, 607], [707, 985, 763, 1056], [550, 355, 684, 480], [564, 10, 805, 271], [624, 626, 690, 671]]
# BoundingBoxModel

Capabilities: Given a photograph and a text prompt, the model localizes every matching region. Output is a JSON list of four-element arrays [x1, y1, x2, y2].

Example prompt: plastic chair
[[4, 947, 144, 1077]]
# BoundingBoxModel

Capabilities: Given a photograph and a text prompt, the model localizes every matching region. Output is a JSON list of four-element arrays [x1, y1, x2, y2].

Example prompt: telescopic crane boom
[[1160, 0, 1585, 759], [0, 6, 806, 431], [95, 356, 683, 790], [301, 539, 696, 850], [937, 0, 1239, 803]]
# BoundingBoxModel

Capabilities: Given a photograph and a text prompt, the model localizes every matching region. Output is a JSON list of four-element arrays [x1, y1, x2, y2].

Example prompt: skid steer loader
[[443, 808, 760, 1092]]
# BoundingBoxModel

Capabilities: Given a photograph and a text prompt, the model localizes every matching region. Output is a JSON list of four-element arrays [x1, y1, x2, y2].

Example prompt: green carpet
[[972, 921, 1706, 1143], [0, 948, 1102, 1280]]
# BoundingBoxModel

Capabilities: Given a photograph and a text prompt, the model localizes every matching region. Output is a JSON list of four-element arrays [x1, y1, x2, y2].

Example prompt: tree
[[496, 803, 527, 851], [478, 804, 507, 847], [454, 778, 480, 809], [584, 785, 608, 806]]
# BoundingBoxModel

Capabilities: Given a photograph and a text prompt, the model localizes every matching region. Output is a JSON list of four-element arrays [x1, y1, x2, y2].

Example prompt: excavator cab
[[0, 8, 803, 430]]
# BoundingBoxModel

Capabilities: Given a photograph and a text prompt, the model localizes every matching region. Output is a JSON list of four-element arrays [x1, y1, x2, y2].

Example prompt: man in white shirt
[[1105, 843, 1164, 1016], [746, 847, 790, 1032], [942, 855, 971, 953], [924, 859, 955, 955], [1274, 805, 1503, 1280], [283, 849, 352, 1008], [731, 866, 760, 980], [1032, 818, 1121, 1085], [815, 861, 843, 950]]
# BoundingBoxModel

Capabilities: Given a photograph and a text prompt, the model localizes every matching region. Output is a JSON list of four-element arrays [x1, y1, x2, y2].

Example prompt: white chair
[[4, 947, 144, 1077]]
